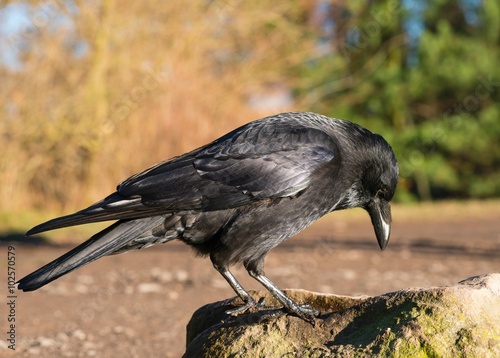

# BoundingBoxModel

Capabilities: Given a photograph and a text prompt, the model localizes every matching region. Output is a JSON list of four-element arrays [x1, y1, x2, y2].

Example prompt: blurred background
[[1, 0, 499, 217], [0, 1, 499, 356]]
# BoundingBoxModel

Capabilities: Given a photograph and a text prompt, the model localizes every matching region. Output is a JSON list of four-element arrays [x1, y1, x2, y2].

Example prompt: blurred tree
[[0, 0, 314, 211], [298, 0, 500, 201], [402, 0, 500, 200]]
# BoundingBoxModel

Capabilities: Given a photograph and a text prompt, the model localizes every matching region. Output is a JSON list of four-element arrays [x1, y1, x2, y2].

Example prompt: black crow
[[18, 112, 398, 325]]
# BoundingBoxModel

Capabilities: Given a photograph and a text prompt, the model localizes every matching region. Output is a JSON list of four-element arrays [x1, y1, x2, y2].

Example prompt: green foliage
[[298, 0, 500, 201]]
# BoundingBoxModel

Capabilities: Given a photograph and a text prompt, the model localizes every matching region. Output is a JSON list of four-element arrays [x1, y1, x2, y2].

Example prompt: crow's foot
[[285, 303, 320, 326], [226, 297, 272, 316], [226, 297, 320, 326]]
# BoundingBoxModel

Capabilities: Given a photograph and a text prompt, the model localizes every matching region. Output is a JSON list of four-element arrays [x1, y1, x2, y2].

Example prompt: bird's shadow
[[0, 230, 53, 246]]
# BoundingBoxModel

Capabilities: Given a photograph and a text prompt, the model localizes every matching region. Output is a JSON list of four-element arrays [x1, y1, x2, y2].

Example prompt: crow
[[17, 112, 398, 325]]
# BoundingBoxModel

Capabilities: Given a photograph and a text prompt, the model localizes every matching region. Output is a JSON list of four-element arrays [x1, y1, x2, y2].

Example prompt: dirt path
[[1, 202, 499, 357]]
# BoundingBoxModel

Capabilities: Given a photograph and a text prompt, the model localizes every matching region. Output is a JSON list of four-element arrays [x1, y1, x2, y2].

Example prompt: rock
[[184, 273, 500, 357]]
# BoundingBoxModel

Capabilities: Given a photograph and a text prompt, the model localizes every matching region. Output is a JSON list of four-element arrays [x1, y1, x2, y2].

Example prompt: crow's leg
[[245, 258, 320, 326], [249, 272, 319, 325], [211, 252, 276, 316], [211, 254, 318, 325], [215, 267, 269, 316]]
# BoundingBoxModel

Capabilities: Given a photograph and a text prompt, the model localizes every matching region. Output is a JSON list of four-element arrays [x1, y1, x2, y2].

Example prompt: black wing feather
[[20, 216, 165, 291], [27, 116, 339, 235], [194, 123, 338, 198]]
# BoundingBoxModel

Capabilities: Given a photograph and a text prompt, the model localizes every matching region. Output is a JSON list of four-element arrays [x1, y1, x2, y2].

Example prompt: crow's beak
[[366, 199, 392, 251]]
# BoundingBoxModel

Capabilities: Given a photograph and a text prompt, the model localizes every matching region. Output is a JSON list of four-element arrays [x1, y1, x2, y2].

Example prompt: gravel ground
[[1, 202, 499, 357]]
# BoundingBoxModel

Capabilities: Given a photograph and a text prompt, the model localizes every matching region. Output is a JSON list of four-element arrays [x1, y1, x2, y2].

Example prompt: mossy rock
[[184, 274, 500, 357]]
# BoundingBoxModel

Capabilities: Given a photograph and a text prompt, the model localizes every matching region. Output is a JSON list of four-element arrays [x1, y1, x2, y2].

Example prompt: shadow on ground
[[278, 236, 499, 259], [0, 231, 53, 246]]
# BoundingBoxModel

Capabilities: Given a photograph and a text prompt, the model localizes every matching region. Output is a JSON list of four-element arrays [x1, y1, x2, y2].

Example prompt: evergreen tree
[[298, 0, 500, 201]]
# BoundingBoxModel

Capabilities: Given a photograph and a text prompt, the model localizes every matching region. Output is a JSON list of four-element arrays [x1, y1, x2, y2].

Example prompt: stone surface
[[184, 273, 500, 357]]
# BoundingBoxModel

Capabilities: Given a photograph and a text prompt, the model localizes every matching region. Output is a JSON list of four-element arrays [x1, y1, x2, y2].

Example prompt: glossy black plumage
[[18, 112, 398, 325]]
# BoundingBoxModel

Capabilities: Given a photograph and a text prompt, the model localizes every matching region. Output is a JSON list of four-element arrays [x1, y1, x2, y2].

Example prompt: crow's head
[[334, 127, 399, 251], [360, 143, 398, 251]]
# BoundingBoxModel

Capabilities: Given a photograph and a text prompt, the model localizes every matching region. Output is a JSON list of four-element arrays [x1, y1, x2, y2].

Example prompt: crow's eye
[[376, 187, 387, 200]]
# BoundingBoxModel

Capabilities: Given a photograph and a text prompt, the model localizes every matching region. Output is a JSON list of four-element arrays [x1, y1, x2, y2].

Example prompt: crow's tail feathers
[[17, 216, 165, 292]]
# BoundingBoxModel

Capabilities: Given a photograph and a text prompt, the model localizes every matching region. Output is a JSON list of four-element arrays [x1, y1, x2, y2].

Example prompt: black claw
[[288, 304, 319, 326], [298, 304, 321, 316], [226, 297, 320, 327], [304, 314, 317, 327], [226, 297, 271, 316]]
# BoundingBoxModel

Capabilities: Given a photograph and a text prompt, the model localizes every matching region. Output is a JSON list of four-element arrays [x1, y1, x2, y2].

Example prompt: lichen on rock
[[184, 274, 500, 357]]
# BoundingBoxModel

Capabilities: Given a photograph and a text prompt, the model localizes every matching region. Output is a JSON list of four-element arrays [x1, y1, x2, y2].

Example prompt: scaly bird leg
[[217, 268, 272, 315], [248, 270, 320, 326]]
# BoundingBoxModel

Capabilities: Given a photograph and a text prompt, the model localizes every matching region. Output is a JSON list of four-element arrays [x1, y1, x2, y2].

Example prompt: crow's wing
[[193, 121, 339, 200], [27, 119, 339, 235], [119, 120, 339, 208], [26, 154, 204, 235]]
